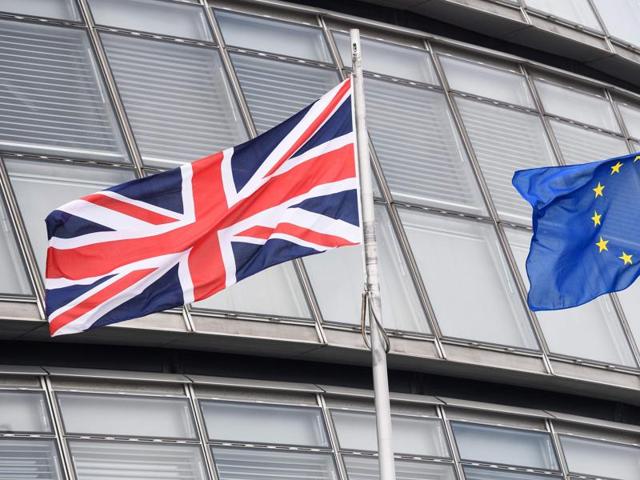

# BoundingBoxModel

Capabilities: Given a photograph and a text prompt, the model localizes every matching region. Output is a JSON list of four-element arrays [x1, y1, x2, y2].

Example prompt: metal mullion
[[316, 394, 349, 480], [546, 419, 571, 480], [203, 3, 327, 342], [41, 377, 77, 480], [184, 384, 219, 480], [585, 0, 616, 52], [437, 406, 466, 480]]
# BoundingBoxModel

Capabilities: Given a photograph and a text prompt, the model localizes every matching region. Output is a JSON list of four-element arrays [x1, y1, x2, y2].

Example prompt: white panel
[[0, 438, 62, 479], [594, 0, 640, 47], [0, 391, 51, 432], [216, 10, 331, 62], [0, 0, 79, 19], [101, 33, 246, 167], [89, 0, 212, 40], [365, 78, 485, 214], [344, 456, 456, 480], [456, 98, 556, 224], [0, 21, 127, 161], [400, 210, 538, 349], [551, 120, 629, 164], [615, 280, 640, 350], [526, 0, 601, 30], [0, 198, 31, 294], [561, 435, 640, 480], [617, 102, 640, 139], [464, 467, 560, 480]]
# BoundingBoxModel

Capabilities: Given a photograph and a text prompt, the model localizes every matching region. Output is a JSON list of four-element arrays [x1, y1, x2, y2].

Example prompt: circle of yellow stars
[[592, 156, 639, 266]]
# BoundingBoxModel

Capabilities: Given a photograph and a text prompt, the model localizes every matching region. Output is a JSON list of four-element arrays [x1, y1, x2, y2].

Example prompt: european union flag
[[513, 152, 640, 311]]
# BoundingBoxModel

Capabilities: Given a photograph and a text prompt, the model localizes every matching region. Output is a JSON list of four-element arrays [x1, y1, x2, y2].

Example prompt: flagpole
[[350, 29, 397, 480]]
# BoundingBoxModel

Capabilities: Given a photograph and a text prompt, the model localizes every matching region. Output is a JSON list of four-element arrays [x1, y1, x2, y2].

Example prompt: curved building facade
[[0, 0, 640, 479]]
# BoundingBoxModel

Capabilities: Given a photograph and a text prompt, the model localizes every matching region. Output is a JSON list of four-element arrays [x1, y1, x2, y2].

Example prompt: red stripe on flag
[[84, 193, 177, 225], [237, 223, 358, 249]]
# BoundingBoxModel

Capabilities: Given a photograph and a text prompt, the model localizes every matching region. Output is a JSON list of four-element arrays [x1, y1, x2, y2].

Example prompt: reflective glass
[[231, 53, 340, 133], [452, 422, 558, 470], [400, 209, 538, 349], [0, 197, 31, 294], [440, 55, 533, 107], [333, 32, 438, 84], [456, 98, 556, 224], [304, 206, 428, 332], [344, 456, 456, 480], [5, 160, 134, 275], [551, 120, 629, 164], [526, 0, 601, 30], [506, 227, 637, 366], [465, 467, 561, 480], [89, 0, 212, 40], [366, 78, 485, 214], [0, 21, 127, 161], [561, 435, 640, 480], [71, 441, 207, 480], [535, 79, 619, 131], [331, 410, 449, 457], [594, 0, 640, 47], [617, 102, 640, 139], [213, 448, 339, 480], [58, 393, 197, 438], [0, 391, 51, 432], [101, 33, 246, 167], [0, 0, 79, 19], [615, 281, 640, 349], [0, 438, 62, 479], [202, 401, 328, 446], [216, 10, 331, 62]]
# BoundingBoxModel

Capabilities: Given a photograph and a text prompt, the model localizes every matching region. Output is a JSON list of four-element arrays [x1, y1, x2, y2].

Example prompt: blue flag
[[513, 152, 640, 311]]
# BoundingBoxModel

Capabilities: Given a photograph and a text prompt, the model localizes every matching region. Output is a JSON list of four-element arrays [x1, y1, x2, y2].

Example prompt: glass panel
[[615, 281, 640, 349], [365, 78, 485, 214], [344, 456, 456, 480], [331, 411, 449, 457], [594, 0, 640, 47], [452, 422, 558, 470], [71, 441, 207, 480], [0, 391, 50, 432], [231, 53, 340, 134], [526, 0, 601, 30], [101, 33, 246, 167], [304, 205, 428, 332], [0, 0, 79, 20], [439, 55, 533, 107], [400, 209, 538, 349], [617, 102, 640, 139], [0, 21, 127, 161], [535, 79, 618, 131], [506, 227, 637, 366], [88, 0, 211, 40], [5, 160, 134, 276], [201, 401, 328, 446], [456, 98, 556, 224], [551, 120, 629, 164], [561, 435, 640, 480], [465, 467, 561, 480], [0, 197, 31, 294], [58, 393, 196, 438], [333, 32, 438, 84], [212, 448, 339, 480], [0, 438, 62, 479], [216, 10, 331, 62]]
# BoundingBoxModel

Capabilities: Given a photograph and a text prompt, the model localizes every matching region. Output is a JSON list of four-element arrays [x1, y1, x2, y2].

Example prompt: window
[[525, 0, 601, 30], [231, 53, 340, 134], [551, 120, 629, 165], [560, 435, 640, 480], [400, 209, 538, 349], [617, 101, 640, 139], [201, 401, 329, 446], [0, 391, 51, 432], [464, 467, 561, 480], [506, 227, 637, 366], [101, 34, 246, 167], [303, 205, 428, 333], [5, 159, 134, 275], [0, 196, 31, 295], [452, 422, 558, 470], [0, 0, 79, 20], [0, 20, 127, 160], [58, 393, 197, 439], [0, 438, 63, 479], [593, 0, 640, 47], [344, 456, 456, 480], [456, 98, 556, 224], [333, 32, 439, 84], [88, 0, 212, 40], [366, 78, 485, 214], [216, 10, 331, 62], [615, 281, 640, 349]]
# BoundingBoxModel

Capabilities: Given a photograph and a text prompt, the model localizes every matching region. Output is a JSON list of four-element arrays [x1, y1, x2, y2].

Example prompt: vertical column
[[41, 376, 77, 480]]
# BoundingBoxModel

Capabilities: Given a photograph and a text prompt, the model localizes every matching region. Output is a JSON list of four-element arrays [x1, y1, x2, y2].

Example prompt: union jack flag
[[45, 78, 360, 336]]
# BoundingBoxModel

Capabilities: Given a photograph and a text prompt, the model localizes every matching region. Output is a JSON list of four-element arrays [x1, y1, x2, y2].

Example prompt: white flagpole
[[350, 28, 397, 480]]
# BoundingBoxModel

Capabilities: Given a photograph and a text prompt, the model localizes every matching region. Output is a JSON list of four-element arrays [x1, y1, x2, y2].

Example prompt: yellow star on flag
[[611, 162, 623, 174], [593, 182, 605, 198], [591, 211, 602, 227], [619, 252, 633, 265], [596, 236, 609, 252], [635, 155, 640, 162]]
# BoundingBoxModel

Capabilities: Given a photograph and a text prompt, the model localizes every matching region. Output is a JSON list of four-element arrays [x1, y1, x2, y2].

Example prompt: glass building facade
[[0, 0, 640, 479]]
